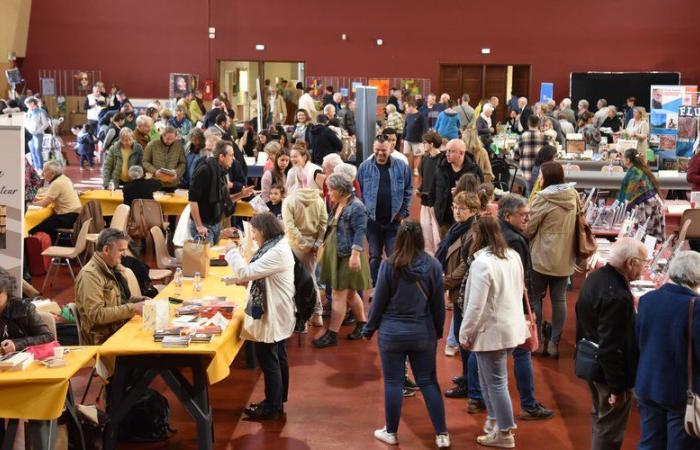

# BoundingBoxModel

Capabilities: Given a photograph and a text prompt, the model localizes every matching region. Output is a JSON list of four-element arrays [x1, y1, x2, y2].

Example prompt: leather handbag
[[520, 284, 539, 353], [574, 338, 601, 381], [574, 198, 597, 260], [684, 298, 700, 438]]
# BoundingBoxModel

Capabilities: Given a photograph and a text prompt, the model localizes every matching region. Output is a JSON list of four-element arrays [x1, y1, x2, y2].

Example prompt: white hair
[[561, 98, 572, 108], [43, 160, 64, 176], [334, 162, 357, 182], [128, 165, 144, 180], [385, 104, 397, 114], [135, 115, 153, 127], [482, 103, 494, 114], [668, 251, 700, 288], [607, 237, 647, 268], [323, 104, 335, 115], [322, 153, 343, 171]]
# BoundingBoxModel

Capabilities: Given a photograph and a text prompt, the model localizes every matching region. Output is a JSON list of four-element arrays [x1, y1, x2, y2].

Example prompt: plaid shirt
[[516, 130, 547, 182]]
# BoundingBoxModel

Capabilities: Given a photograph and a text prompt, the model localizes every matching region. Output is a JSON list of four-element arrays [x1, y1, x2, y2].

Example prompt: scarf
[[245, 235, 284, 320], [434, 217, 475, 270]]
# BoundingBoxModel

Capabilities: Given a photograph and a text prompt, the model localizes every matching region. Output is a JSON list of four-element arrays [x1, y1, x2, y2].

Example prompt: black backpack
[[292, 253, 317, 325], [117, 388, 174, 443]]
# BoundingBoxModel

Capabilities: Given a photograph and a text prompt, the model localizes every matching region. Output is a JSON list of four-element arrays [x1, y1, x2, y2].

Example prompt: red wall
[[23, 0, 700, 102]]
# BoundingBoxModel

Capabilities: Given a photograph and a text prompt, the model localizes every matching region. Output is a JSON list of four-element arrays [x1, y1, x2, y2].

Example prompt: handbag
[[181, 238, 210, 278], [25, 340, 60, 360], [574, 338, 601, 381], [520, 283, 539, 353], [574, 198, 597, 259], [684, 297, 700, 438]]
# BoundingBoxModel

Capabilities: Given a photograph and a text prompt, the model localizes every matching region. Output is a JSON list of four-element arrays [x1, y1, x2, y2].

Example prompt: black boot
[[346, 321, 366, 340], [312, 330, 338, 348]]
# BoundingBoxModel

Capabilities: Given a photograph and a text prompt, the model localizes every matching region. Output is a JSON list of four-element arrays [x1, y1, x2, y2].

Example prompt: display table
[[80, 190, 188, 216], [555, 159, 622, 171], [0, 346, 98, 450], [565, 170, 689, 190], [24, 205, 54, 237], [97, 265, 247, 450]]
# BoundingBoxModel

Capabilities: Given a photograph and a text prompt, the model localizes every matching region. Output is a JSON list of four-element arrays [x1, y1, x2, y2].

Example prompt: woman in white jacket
[[225, 212, 296, 420], [459, 215, 528, 449]]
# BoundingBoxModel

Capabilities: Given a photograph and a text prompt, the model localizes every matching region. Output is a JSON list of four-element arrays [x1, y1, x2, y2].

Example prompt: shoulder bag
[[519, 281, 539, 353], [575, 197, 597, 260], [684, 297, 700, 438]]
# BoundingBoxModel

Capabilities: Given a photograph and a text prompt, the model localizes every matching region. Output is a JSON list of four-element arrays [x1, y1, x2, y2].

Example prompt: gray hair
[[128, 165, 144, 180], [608, 105, 618, 114], [161, 125, 177, 136], [497, 194, 528, 221], [482, 103, 494, 114], [578, 99, 589, 109], [119, 127, 134, 140], [0, 267, 17, 297], [323, 104, 335, 115], [607, 237, 647, 268], [24, 96, 39, 107], [334, 162, 357, 183], [668, 251, 700, 288], [135, 115, 153, 127], [326, 173, 353, 196], [385, 104, 397, 114], [43, 160, 64, 176], [322, 153, 343, 171], [213, 140, 232, 160], [96, 228, 129, 252], [561, 98, 572, 108], [461, 94, 470, 103]]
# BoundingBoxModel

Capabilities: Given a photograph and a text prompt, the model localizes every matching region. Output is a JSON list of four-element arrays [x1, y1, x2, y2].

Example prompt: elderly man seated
[[75, 229, 145, 345], [29, 160, 82, 243]]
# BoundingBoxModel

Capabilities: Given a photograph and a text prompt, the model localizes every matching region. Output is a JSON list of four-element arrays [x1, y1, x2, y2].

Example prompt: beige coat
[[470, 146, 494, 183], [526, 184, 578, 277], [75, 254, 135, 345], [282, 188, 328, 252]]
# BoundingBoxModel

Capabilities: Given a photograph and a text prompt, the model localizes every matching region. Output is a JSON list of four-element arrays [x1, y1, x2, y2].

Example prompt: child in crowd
[[74, 122, 96, 168], [266, 184, 285, 218]]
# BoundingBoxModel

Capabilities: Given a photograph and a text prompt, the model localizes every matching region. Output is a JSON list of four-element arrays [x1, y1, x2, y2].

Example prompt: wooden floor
[[27, 150, 643, 449]]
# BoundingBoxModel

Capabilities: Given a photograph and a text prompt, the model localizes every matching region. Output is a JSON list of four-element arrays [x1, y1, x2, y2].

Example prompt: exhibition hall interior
[[2, 0, 700, 449]]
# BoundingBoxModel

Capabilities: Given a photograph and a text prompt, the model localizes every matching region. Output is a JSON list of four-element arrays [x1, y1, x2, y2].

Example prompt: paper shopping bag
[[182, 238, 210, 278]]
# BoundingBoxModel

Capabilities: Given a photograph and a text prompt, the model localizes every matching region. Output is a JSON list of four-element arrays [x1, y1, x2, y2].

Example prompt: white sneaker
[[444, 345, 459, 356], [374, 427, 398, 445], [436, 433, 451, 448], [483, 418, 497, 434], [476, 429, 515, 448]]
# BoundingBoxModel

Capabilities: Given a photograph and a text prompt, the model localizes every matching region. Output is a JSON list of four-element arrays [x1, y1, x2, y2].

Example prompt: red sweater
[[687, 155, 700, 191]]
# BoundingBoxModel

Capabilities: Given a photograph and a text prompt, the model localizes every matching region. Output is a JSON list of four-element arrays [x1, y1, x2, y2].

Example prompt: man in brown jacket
[[142, 126, 186, 190], [75, 229, 144, 345], [133, 115, 153, 149]]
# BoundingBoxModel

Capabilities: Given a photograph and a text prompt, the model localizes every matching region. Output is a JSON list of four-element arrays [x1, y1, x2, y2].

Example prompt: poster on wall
[[402, 79, 420, 96], [0, 120, 25, 295], [368, 79, 390, 97], [539, 83, 554, 103], [169, 73, 199, 99], [677, 97, 700, 157], [649, 85, 698, 158]]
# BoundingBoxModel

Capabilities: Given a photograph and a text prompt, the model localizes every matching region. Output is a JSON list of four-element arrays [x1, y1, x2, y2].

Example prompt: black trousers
[[29, 212, 79, 243], [254, 340, 289, 410]]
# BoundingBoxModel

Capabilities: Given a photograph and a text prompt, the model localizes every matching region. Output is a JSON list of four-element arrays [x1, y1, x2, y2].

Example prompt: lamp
[[376, 38, 383, 46]]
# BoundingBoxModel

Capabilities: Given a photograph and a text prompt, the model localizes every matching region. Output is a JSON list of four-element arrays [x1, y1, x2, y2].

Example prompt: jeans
[[29, 212, 79, 244], [531, 271, 569, 344], [28, 133, 44, 170], [189, 220, 221, 246], [588, 382, 633, 450], [254, 340, 289, 410], [366, 219, 399, 285], [79, 153, 94, 167], [637, 397, 696, 450], [446, 315, 458, 347], [378, 335, 447, 434], [475, 350, 516, 431], [453, 305, 481, 399]]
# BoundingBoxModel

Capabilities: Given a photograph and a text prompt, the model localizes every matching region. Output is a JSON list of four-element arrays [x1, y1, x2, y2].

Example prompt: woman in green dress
[[314, 173, 372, 348]]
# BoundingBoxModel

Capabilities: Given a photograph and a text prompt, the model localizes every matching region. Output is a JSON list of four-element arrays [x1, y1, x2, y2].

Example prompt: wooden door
[[439, 65, 463, 103], [460, 65, 482, 108], [484, 65, 507, 123], [512, 65, 531, 101]]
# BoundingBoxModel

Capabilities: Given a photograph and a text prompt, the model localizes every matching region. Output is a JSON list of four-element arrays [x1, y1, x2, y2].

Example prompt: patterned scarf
[[245, 235, 284, 320]]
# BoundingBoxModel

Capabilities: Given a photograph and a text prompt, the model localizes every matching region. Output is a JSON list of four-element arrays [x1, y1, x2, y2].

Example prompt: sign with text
[[0, 122, 25, 296]]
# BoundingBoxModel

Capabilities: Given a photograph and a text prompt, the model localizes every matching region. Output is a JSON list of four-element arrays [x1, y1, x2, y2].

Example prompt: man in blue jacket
[[357, 137, 413, 286]]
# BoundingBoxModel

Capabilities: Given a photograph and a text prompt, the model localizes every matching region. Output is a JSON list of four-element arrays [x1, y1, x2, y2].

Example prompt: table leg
[[64, 383, 86, 450], [0, 419, 18, 450]]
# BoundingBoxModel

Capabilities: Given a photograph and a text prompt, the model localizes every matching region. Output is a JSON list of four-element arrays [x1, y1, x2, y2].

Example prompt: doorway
[[439, 64, 531, 123], [218, 60, 304, 123]]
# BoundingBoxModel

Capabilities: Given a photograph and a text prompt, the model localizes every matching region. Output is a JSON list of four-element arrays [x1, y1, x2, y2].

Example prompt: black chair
[[491, 158, 519, 192]]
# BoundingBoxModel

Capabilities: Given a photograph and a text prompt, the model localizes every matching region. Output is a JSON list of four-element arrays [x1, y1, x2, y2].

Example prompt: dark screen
[[570, 72, 680, 111]]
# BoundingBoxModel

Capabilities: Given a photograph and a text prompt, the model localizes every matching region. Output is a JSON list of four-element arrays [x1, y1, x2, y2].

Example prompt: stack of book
[[0, 352, 34, 371]]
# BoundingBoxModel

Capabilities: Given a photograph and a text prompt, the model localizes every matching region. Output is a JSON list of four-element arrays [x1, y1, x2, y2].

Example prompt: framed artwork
[[368, 78, 390, 97], [169, 73, 199, 99]]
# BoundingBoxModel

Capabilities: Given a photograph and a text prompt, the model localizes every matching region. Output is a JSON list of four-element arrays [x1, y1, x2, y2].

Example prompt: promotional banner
[[539, 83, 554, 103], [649, 85, 698, 157], [677, 97, 700, 157], [0, 119, 25, 296]]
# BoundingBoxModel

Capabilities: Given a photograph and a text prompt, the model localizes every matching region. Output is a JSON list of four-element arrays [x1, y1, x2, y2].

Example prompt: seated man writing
[[75, 229, 145, 345]]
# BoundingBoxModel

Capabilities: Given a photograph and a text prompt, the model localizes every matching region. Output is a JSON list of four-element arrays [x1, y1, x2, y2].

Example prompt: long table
[[97, 264, 247, 450], [555, 159, 622, 171], [565, 170, 689, 190]]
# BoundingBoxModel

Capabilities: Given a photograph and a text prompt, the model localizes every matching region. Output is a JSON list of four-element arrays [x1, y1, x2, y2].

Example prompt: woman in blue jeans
[[460, 216, 528, 448], [635, 251, 700, 450], [363, 221, 451, 448]]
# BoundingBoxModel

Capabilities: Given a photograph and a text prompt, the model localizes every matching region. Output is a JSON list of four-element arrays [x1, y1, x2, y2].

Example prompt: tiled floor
[[29, 148, 643, 449]]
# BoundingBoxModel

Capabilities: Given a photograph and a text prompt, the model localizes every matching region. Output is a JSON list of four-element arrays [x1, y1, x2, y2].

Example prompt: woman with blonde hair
[[286, 142, 323, 193], [625, 107, 650, 162], [462, 128, 494, 182]]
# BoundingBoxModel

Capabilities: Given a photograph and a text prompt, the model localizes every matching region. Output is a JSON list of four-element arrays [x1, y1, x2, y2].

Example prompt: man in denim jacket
[[357, 138, 413, 285]]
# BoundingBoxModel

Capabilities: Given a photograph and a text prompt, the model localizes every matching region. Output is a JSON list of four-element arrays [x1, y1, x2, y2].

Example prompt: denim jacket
[[334, 196, 368, 257], [357, 157, 413, 221]]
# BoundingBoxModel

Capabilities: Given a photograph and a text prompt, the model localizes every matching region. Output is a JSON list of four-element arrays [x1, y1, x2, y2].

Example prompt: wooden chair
[[564, 164, 581, 173], [88, 204, 130, 243], [601, 165, 623, 174], [41, 219, 92, 293]]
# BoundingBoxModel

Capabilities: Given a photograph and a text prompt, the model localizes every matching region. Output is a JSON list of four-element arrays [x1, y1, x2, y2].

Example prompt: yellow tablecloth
[[24, 206, 54, 237], [97, 265, 247, 385], [0, 346, 98, 420], [80, 190, 188, 216]]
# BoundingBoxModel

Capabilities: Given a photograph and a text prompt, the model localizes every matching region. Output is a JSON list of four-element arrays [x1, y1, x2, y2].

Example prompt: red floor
[[29, 149, 642, 449]]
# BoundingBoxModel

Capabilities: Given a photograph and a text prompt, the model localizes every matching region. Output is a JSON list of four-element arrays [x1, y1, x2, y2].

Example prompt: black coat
[[430, 155, 483, 226], [575, 264, 638, 394], [203, 107, 224, 129], [1, 299, 53, 351], [519, 105, 534, 132], [309, 125, 343, 166]]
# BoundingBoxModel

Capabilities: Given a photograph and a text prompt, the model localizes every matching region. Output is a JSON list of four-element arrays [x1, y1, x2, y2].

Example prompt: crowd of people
[[10, 80, 700, 449]]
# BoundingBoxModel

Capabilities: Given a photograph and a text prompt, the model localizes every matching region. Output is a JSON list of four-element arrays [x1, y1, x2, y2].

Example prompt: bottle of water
[[174, 268, 183, 296], [108, 180, 115, 196], [194, 272, 202, 294]]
